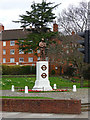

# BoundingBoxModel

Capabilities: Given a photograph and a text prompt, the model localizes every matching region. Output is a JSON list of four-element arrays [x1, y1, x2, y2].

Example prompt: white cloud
[[0, 9, 22, 29], [0, 0, 89, 29], [0, 0, 30, 10]]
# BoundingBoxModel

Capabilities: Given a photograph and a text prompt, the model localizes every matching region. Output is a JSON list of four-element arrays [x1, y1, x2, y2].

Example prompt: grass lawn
[[1, 96, 53, 99], [1, 76, 88, 90]]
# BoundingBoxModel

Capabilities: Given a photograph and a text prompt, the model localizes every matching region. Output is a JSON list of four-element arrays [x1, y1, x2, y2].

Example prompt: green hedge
[[83, 66, 90, 80], [51, 70, 55, 75], [63, 66, 76, 77], [2, 65, 36, 75]]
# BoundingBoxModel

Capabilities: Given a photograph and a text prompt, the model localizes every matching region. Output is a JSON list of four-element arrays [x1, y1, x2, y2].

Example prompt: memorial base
[[32, 61, 52, 91]]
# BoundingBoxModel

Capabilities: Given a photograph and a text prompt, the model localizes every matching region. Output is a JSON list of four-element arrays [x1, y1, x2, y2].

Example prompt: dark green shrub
[[2, 65, 36, 75], [51, 70, 55, 75], [83, 67, 90, 80], [64, 66, 76, 77]]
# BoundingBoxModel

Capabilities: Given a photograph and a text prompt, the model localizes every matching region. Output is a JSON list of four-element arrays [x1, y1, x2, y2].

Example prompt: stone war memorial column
[[32, 38, 52, 91], [32, 61, 52, 91]]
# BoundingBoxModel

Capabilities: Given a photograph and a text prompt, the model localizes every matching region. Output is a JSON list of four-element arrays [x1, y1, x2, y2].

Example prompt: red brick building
[[0, 23, 58, 66], [0, 23, 81, 75]]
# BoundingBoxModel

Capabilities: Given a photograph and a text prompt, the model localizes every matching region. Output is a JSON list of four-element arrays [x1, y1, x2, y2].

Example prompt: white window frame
[[10, 49, 15, 55], [32, 64, 35, 66], [74, 44, 77, 47], [3, 58, 6, 63], [19, 49, 24, 54], [3, 41, 6, 46], [37, 50, 40, 53], [28, 40, 32, 42], [3, 49, 6, 55], [66, 50, 69, 54], [10, 58, 15, 63], [10, 41, 15, 46], [46, 57, 48, 61], [19, 58, 24, 62], [19, 40, 24, 46], [37, 57, 40, 61], [28, 57, 33, 62], [28, 49, 33, 54]]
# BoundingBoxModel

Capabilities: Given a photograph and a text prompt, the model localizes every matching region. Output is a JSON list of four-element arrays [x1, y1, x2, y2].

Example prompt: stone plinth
[[32, 61, 52, 91]]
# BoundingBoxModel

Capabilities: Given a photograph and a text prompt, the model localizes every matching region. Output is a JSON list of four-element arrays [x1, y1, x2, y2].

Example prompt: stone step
[[81, 103, 90, 111]]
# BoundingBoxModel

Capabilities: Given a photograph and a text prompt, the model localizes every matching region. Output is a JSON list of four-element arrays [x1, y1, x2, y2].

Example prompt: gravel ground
[[0, 88, 89, 103]]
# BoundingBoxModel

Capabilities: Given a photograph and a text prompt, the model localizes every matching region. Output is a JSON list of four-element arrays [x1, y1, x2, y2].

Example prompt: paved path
[[1, 88, 89, 103], [1, 111, 89, 119]]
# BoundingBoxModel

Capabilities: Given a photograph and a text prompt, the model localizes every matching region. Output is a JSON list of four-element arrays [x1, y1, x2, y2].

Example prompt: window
[[19, 49, 24, 54], [10, 49, 15, 54], [28, 49, 33, 54], [74, 44, 77, 47], [28, 40, 32, 42], [66, 50, 69, 54], [28, 57, 33, 62], [55, 67, 58, 70], [10, 58, 15, 63], [46, 57, 48, 61], [10, 41, 15, 46], [32, 64, 35, 66], [66, 45, 69, 48], [19, 58, 24, 62], [52, 58, 54, 61], [3, 49, 6, 55], [72, 50, 74, 52], [19, 40, 24, 46], [80, 45, 82, 47], [72, 44, 74, 47], [3, 41, 6, 46], [37, 50, 40, 53], [37, 57, 40, 61], [3, 58, 6, 63]]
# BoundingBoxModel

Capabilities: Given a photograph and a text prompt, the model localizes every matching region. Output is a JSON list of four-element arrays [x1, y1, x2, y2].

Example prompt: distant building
[[0, 23, 58, 66], [0, 22, 82, 75]]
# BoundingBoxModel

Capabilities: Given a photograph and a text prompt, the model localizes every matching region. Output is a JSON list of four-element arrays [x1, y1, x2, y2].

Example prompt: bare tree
[[48, 35, 88, 77], [58, 1, 88, 35]]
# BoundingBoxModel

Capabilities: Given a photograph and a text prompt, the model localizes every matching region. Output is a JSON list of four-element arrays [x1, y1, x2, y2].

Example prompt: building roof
[[2, 29, 29, 40]]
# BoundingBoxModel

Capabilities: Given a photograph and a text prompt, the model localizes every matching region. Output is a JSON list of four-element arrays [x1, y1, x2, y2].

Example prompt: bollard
[[53, 84, 57, 90], [11, 85, 14, 92], [73, 85, 76, 92], [43, 87, 44, 91], [25, 86, 28, 93]]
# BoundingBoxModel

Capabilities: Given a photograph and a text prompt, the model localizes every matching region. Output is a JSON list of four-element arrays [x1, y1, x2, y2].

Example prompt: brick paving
[[1, 88, 89, 103]]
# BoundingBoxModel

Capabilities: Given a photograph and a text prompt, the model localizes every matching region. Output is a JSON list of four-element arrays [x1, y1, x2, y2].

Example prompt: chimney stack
[[53, 21, 58, 32], [72, 31, 75, 35], [0, 23, 4, 32]]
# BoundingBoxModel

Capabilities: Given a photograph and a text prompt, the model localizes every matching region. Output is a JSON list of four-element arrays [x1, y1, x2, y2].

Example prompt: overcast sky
[[0, 0, 89, 30]]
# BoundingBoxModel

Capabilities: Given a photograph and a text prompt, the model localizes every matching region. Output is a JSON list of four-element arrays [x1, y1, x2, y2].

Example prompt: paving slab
[[1, 111, 89, 118], [1, 88, 89, 103]]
